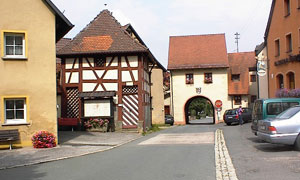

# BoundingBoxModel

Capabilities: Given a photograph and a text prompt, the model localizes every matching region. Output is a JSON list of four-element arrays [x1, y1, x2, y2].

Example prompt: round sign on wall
[[215, 100, 223, 108]]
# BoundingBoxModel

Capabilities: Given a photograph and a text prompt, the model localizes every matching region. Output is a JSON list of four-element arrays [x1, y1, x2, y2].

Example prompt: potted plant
[[32, 131, 56, 148]]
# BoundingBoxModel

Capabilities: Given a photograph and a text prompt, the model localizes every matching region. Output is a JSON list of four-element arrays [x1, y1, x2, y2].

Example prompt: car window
[[282, 102, 299, 111], [253, 101, 262, 115], [225, 110, 237, 115], [242, 108, 249, 113], [267, 102, 282, 115], [276, 106, 300, 119]]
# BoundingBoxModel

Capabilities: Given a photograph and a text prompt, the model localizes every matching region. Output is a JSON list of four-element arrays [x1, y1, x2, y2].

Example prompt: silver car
[[257, 105, 300, 150]]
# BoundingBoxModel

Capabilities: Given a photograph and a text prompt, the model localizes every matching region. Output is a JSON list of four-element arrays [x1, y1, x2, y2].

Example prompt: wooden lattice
[[66, 88, 79, 118], [122, 85, 138, 95], [94, 57, 105, 67]]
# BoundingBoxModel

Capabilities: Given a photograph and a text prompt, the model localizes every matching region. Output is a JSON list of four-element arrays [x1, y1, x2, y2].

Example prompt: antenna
[[104, 3, 107, 7], [235, 32, 240, 52]]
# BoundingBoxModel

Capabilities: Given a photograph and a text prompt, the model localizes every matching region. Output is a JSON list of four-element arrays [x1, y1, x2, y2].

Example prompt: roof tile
[[57, 10, 147, 55], [168, 34, 229, 70]]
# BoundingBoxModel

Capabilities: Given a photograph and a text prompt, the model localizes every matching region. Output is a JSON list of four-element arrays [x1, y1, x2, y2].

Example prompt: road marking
[[215, 129, 238, 180], [139, 133, 214, 145]]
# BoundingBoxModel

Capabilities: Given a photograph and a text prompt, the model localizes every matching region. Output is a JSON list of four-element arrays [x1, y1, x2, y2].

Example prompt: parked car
[[257, 105, 300, 150], [251, 98, 300, 135], [165, 115, 174, 125], [223, 108, 252, 125]]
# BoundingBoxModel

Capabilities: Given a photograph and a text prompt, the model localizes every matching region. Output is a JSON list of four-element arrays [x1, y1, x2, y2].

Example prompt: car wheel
[[294, 134, 300, 151], [226, 122, 231, 126]]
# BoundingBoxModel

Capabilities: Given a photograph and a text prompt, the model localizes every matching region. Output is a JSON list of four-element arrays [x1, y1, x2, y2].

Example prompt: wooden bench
[[58, 118, 79, 131], [0, 129, 20, 150]]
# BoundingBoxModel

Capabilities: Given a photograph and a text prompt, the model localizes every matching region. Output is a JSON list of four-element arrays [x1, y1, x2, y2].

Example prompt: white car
[[257, 105, 300, 150]]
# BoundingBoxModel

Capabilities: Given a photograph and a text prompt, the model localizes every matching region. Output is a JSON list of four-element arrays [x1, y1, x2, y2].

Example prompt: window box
[[186, 74, 194, 84], [204, 73, 212, 83]]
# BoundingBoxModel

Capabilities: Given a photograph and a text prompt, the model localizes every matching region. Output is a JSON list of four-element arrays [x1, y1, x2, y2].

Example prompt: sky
[[52, 0, 272, 68]]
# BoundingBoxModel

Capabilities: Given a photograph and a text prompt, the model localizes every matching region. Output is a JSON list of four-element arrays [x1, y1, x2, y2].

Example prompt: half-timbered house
[[57, 10, 163, 132]]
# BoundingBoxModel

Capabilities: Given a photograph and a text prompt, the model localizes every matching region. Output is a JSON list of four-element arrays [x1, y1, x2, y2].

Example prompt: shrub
[[32, 131, 56, 148], [84, 118, 109, 129]]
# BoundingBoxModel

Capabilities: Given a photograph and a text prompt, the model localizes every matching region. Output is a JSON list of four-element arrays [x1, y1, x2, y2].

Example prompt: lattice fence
[[66, 87, 79, 118], [94, 57, 105, 67], [122, 85, 138, 95]]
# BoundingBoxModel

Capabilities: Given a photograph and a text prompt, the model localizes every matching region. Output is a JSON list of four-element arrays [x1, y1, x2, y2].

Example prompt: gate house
[[57, 10, 160, 132], [168, 34, 232, 124]]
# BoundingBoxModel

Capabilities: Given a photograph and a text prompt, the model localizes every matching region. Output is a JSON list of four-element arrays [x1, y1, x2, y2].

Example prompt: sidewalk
[[0, 131, 142, 170]]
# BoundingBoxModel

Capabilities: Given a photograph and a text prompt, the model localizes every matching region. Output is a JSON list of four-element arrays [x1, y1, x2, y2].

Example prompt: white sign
[[84, 99, 111, 117], [257, 60, 267, 77]]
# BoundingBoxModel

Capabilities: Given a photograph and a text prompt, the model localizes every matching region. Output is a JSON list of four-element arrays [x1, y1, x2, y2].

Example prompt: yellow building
[[0, 0, 73, 148]]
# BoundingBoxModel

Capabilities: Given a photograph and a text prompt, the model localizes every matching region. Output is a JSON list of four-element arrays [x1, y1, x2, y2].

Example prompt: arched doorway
[[184, 96, 215, 124]]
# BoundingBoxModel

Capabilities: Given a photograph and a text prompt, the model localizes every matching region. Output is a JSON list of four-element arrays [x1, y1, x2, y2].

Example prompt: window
[[298, 0, 300, 8], [234, 96, 241, 105], [4, 98, 27, 124], [251, 95, 257, 103], [287, 72, 295, 89], [275, 39, 280, 56], [186, 74, 194, 84], [204, 73, 212, 83], [3, 32, 26, 58], [232, 74, 240, 81], [284, 0, 291, 16], [94, 57, 105, 67], [277, 74, 284, 89], [250, 75, 256, 82], [286, 34, 292, 52]]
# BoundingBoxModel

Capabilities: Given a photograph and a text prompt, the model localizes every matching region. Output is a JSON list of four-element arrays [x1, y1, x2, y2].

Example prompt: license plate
[[260, 125, 266, 130], [228, 117, 232, 119]]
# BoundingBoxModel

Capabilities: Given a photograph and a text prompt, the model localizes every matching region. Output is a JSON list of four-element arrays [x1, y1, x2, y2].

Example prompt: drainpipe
[[170, 71, 175, 117]]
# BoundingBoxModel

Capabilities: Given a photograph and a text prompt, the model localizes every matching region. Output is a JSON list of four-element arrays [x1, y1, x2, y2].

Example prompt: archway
[[184, 96, 215, 124]]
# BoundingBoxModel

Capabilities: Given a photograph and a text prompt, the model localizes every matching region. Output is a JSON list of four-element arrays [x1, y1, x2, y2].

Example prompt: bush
[[32, 131, 56, 148]]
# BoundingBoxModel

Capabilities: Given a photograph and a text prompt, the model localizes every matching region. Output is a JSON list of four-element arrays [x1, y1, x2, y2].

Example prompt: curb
[[215, 129, 239, 180], [0, 135, 143, 171]]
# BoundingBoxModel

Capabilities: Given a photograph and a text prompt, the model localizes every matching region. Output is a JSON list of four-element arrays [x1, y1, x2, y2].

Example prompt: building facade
[[168, 34, 231, 124], [57, 10, 163, 132], [265, 0, 300, 97], [255, 42, 269, 99], [228, 52, 258, 109], [0, 0, 72, 147]]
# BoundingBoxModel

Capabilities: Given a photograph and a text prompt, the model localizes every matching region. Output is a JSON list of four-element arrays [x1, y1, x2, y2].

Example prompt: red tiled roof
[[168, 34, 229, 70], [57, 10, 147, 55], [228, 52, 256, 95]]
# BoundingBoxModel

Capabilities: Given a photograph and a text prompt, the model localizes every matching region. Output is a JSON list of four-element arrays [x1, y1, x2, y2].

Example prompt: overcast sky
[[52, 0, 272, 68]]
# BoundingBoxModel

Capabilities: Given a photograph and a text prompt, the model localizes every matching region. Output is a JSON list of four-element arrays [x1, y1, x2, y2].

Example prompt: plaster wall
[[151, 68, 164, 124], [257, 46, 269, 99], [171, 68, 231, 124], [0, 0, 57, 147], [267, 0, 300, 97]]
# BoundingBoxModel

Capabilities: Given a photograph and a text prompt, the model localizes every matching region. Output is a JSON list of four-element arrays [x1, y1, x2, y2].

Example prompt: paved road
[[0, 123, 218, 180], [1, 120, 300, 180], [220, 122, 300, 180]]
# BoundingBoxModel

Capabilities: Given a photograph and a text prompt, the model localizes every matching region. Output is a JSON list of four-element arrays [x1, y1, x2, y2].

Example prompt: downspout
[[149, 62, 155, 130], [170, 71, 175, 117]]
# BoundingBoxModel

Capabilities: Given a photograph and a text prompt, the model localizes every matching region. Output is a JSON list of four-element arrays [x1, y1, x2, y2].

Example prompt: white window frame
[[3, 32, 26, 59], [4, 98, 27, 124]]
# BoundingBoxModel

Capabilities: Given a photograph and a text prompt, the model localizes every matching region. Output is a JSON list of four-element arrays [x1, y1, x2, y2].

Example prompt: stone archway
[[184, 96, 215, 124]]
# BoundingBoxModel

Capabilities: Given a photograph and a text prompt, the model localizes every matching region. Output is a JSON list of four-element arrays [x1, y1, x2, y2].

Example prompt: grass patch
[[142, 124, 171, 136]]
